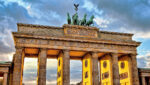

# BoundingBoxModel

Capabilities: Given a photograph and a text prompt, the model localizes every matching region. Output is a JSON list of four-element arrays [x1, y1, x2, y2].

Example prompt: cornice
[[17, 23, 63, 29], [12, 32, 141, 46], [99, 31, 133, 36]]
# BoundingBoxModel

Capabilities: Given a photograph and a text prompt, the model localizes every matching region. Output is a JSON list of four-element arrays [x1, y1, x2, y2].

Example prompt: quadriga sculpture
[[86, 15, 94, 26], [67, 13, 94, 26], [80, 14, 87, 26], [67, 13, 71, 24]]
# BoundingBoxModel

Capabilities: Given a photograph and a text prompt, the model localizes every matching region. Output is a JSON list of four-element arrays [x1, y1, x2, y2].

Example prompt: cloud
[[20, 0, 75, 26], [94, 16, 110, 28], [0, 1, 35, 24], [85, 0, 150, 38], [0, 52, 14, 61], [115, 27, 150, 39], [23, 59, 58, 85], [134, 32, 150, 39], [0, 29, 15, 61], [22, 59, 82, 85], [0, 0, 36, 61], [137, 52, 150, 68], [0, 0, 150, 84], [70, 60, 82, 84]]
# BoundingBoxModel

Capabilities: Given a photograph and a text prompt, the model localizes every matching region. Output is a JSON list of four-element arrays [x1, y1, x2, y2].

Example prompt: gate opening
[[70, 60, 82, 85], [23, 58, 37, 85], [46, 59, 57, 85]]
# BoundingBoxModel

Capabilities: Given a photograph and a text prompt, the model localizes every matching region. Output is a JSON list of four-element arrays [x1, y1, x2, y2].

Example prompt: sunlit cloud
[[137, 52, 150, 68], [94, 16, 110, 28]]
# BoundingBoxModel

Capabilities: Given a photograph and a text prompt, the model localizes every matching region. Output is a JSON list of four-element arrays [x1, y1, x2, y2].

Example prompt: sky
[[0, 0, 150, 85]]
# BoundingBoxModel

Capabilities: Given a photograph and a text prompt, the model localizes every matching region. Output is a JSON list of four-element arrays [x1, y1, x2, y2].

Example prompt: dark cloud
[[20, 0, 88, 26], [0, 1, 35, 61], [0, 40, 13, 54], [0, 1, 35, 25], [70, 61, 82, 83], [46, 68, 57, 82], [137, 57, 147, 67], [90, 0, 150, 32], [137, 53, 150, 68]]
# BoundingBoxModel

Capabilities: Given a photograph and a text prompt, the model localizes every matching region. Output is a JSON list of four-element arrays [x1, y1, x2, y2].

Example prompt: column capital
[[3, 72, 8, 74], [111, 52, 118, 54], [91, 52, 98, 59], [14, 47, 24, 55], [40, 48, 47, 50], [63, 49, 70, 52], [15, 46, 24, 49], [130, 53, 138, 57], [110, 53, 118, 58], [39, 48, 47, 52], [92, 51, 98, 53]]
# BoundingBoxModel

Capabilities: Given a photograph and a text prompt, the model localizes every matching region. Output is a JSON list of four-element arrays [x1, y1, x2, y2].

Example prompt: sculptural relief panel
[[64, 27, 98, 38]]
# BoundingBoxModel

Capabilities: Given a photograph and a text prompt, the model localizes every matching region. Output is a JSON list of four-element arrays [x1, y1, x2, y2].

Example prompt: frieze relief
[[16, 38, 137, 53], [64, 27, 98, 38]]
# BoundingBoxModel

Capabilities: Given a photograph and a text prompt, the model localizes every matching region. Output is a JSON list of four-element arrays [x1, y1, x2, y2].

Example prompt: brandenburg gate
[[12, 23, 140, 85]]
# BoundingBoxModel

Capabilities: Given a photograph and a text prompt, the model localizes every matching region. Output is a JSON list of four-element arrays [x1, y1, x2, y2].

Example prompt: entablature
[[13, 23, 141, 55]]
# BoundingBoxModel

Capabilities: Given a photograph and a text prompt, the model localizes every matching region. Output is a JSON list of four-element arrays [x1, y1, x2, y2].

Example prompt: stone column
[[9, 69, 13, 85], [131, 54, 140, 85], [91, 52, 99, 85], [142, 76, 146, 85], [111, 53, 120, 85], [99, 59, 101, 85], [37, 49, 47, 85], [63, 50, 70, 85], [3, 72, 8, 85], [13, 47, 25, 85], [149, 77, 150, 85]]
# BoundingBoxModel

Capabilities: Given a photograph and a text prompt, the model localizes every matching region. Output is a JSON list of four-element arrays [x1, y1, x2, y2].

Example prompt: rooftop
[[138, 68, 150, 73], [0, 61, 12, 67]]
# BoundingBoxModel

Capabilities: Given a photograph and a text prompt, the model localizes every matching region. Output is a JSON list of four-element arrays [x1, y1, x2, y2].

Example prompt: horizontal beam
[[25, 54, 38, 58], [70, 56, 82, 60], [18, 44, 137, 55], [25, 54, 83, 60]]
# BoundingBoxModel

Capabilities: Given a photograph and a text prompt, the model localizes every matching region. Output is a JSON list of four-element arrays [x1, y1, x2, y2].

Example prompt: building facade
[[0, 23, 148, 85], [139, 68, 150, 85]]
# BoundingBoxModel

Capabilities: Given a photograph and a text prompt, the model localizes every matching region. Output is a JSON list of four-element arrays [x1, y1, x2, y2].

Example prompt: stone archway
[[12, 23, 140, 85]]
